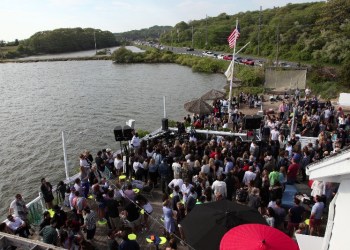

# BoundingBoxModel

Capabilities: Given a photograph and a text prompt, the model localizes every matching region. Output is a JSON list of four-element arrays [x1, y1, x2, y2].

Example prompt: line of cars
[[186, 48, 294, 68], [202, 51, 262, 67]]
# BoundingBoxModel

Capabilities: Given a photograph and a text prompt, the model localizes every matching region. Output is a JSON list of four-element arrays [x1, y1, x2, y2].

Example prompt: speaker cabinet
[[244, 115, 262, 130], [123, 125, 133, 141], [162, 118, 169, 131], [298, 100, 305, 107], [114, 126, 123, 141]]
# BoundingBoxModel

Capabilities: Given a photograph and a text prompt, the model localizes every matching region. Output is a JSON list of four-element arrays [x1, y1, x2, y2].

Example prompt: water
[[0, 58, 225, 215]]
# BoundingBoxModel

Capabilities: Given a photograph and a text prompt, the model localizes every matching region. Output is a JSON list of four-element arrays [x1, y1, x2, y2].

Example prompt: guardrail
[[26, 194, 45, 225], [22, 172, 81, 225]]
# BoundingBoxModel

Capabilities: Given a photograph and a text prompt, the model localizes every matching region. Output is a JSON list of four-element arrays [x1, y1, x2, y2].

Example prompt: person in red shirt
[[242, 160, 250, 172], [209, 147, 221, 160], [193, 119, 202, 129], [287, 157, 300, 184]]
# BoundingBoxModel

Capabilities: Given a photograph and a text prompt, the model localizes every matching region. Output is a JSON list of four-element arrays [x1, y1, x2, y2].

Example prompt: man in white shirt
[[133, 157, 144, 180], [212, 175, 227, 198], [270, 127, 280, 141], [168, 177, 184, 191], [131, 132, 141, 149], [242, 166, 257, 186], [172, 158, 182, 179], [181, 180, 193, 203], [7, 215, 29, 238], [305, 88, 311, 98], [9, 194, 28, 222], [269, 120, 276, 130]]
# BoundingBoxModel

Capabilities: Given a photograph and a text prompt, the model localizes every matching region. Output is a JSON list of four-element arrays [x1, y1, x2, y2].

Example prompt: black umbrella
[[184, 98, 213, 116], [181, 200, 268, 250]]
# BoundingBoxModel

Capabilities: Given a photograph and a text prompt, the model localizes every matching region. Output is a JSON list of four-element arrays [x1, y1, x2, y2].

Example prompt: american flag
[[227, 28, 240, 48]]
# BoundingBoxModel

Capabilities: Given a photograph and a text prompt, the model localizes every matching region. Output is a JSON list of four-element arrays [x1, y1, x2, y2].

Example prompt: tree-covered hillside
[[124, 0, 350, 66], [1, 0, 349, 66], [2, 28, 118, 58], [114, 25, 172, 42], [27, 28, 117, 54]]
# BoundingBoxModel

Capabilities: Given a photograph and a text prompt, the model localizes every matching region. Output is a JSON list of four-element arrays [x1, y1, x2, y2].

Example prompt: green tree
[[111, 47, 135, 63], [340, 55, 350, 87]]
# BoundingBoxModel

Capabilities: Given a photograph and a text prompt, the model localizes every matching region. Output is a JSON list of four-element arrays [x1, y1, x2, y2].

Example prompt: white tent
[[338, 93, 350, 107]]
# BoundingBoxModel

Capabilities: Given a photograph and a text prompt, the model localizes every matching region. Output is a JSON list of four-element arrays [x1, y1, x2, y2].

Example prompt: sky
[[1, 0, 323, 42]]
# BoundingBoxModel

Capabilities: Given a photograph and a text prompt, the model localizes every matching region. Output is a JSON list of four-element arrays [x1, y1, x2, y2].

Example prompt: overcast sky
[[0, 0, 323, 42]]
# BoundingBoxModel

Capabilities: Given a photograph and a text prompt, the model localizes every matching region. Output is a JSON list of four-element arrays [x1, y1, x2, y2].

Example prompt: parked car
[[186, 47, 194, 51], [204, 51, 217, 58], [242, 58, 255, 66], [279, 62, 291, 67], [234, 56, 242, 63], [223, 55, 233, 61], [273, 61, 291, 67], [217, 54, 225, 60], [202, 51, 212, 56]]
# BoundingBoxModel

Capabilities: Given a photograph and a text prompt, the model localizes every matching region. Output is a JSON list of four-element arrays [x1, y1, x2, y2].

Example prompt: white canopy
[[338, 93, 350, 107]]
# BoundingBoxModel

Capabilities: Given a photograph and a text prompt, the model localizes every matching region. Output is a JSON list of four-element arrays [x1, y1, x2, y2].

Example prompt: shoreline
[[0, 55, 112, 63]]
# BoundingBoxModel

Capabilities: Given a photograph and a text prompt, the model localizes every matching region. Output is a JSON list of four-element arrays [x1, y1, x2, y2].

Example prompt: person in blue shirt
[[223, 157, 234, 174]]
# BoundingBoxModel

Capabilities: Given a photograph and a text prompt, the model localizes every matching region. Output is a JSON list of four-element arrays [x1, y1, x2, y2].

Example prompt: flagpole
[[228, 19, 238, 119]]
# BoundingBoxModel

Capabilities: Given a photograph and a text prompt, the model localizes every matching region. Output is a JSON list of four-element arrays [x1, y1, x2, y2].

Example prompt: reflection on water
[[19, 46, 143, 60]]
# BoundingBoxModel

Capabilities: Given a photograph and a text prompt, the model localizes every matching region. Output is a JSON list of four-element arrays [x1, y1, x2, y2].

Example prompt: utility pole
[[94, 31, 97, 54], [191, 26, 194, 48], [276, 24, 280, 67], [258, 6, 262, 56], [171, 30, 173, 49], [205, 15, 208, 47]]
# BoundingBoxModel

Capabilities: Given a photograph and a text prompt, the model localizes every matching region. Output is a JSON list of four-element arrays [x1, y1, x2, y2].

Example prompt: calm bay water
[[0, 59, 225, 215]]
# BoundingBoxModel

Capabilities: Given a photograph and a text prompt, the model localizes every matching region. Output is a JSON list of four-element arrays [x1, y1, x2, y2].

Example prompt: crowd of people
[[1, 87, 349, 249]]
